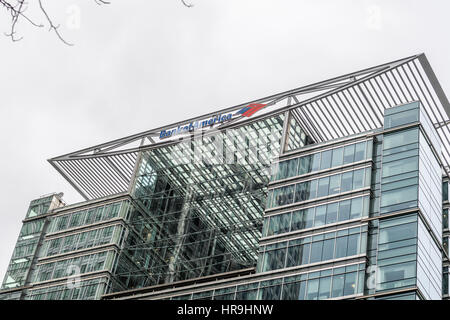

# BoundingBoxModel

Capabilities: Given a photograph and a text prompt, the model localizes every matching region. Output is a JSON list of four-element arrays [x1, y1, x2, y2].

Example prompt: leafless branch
[[181, 0, 194, 8], [0, 0, 109, 45], [1, 0, 192, 44]]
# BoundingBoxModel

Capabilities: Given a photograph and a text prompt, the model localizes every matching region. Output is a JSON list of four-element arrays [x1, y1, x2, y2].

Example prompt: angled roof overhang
[[49, 53, 450, 200]]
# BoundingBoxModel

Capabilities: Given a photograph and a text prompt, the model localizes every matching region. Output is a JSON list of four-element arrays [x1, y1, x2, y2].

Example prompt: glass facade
[[1, 93, 449, 301]]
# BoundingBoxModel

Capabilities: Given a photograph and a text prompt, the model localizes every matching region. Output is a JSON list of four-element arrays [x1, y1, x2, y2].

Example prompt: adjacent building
[[1, 53, 450, 300]]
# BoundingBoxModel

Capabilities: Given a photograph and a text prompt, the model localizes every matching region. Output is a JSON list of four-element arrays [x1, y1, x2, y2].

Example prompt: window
[[350, 197, 363, 220], [383, 128, 418, 151], [378, 261, 416, 289], [318, 277, 331, 299], [384, 106, 419, 129], [346, 234, 360, 256], [314, 206, 326, 227], [286, 245, 301, 268], [322, 239, 335, 261], [310, 241, 323, 263], [354, 142, 366, 162], [352, 169, 364, 189], [331, 274, 345, 297], [287, 158, 298, 178], [311, 153, 321, 171], [343, 144, 355, 164], [282, 282, 301, 300], [443, 181, 449, 202], [379, 221, 417, 244], [317, 177, 330, 198], [341, 171, 353, 193], [329, 175, 341, 195], [331, 147, 343, 167], [262, 248, 286, 272], [338, 200, 351, 221], [382, 157, 418, 178], [298, 155, 311, 175], [320, 150, 332, 170], [380, 185, 418, 209], [444, 209, 449, 230], [335, 236, 348, 258], [343, 272, 357, 296], [326, 203, 338, 224], [306, 279, 319, 300]]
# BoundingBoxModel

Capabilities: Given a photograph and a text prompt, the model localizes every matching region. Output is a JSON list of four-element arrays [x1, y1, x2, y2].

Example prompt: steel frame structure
[[49, 53, 450, 201]]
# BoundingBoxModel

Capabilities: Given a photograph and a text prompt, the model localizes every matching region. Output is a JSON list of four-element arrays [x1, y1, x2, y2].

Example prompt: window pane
[[308, 180, 318, 200], [318, 277, 332, 299], [341, 171, 353, 193], [347, 234, 360, 256], [335, 236, 348, 258], [383, 128, 418, 150], [343, 144, 355, 164], [299, 243, 310, 265], [331, 274, 345, 298], [286, 246, 301, 268], [282, 282, 300, 300], [380, 185, 418, 208], [298, 281, 307, 300], [314, 206, 326, 227], [306, 279, 319, 300], [317, 177, 329, 197], [338, 200, 351, 221], [384, 108, 419, 129], [379, 222, 417, 244], [352, 169, 364, 189], [382, 157, 418, 178], [320, 150, 332, 170], [326, 203, 338, 224], [354, 142, 366, 162], [343, 272, 357, 296], [311, 153, 321, 172], [329, 174, 341, 195], [350, 197, 363, 220], [322, 239, 335, 261], [331, 147, 344, 167], [276, 161, 288, 180], [310, 241, 323, 263], [287, 158, 298, 178], [298, 156, 311, 175]]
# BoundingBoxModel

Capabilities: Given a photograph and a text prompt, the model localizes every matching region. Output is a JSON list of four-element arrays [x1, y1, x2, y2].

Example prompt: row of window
[[170, 263, 365, 300], [258, 226, 367, 273], [27, 278, 108, 300], [263, 196, 370, 237], [271, 140, 372, 182], [376, 214, 418, 292], [266, 167, 371, 209], [48, 202, 124, 233], [32, 251, 112, 283], [41, 225, 121, 258], [26, 196, 54, 218], [384, 102, 420, 130], [380, 128, 420, 214]]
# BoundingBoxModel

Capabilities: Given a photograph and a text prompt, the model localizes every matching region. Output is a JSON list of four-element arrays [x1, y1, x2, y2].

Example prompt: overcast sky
[[0, 0, 449, 282]]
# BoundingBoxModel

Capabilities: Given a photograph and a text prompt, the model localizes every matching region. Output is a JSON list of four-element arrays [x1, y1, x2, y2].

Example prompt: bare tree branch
[[181, 0, 194, 8], [0, 0, 192, 44], [0, 0, 109, 45]]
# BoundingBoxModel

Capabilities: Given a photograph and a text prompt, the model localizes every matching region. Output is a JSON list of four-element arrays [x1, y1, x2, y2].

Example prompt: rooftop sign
[[159, 103, 267, 139]]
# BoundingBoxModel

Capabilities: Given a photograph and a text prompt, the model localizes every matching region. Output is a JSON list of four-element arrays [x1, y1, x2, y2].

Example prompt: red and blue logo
[[234, 103, 267, 117]]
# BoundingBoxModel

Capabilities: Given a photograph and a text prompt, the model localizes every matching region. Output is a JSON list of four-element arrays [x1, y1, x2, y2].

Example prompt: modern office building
[[1, 53, 450, 300]]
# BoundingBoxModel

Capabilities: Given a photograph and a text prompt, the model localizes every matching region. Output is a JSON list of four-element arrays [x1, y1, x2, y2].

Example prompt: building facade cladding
[[1, 55, 450, 300], [0, 193, 164, 300], [103, 101, 447, 301]]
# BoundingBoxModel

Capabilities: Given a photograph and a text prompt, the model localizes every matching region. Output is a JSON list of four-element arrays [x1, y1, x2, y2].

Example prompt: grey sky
[[0, 0, 449, 281]]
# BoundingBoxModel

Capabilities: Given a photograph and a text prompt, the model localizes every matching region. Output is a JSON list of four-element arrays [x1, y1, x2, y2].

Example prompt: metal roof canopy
[[49, 53, 450, 200]]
